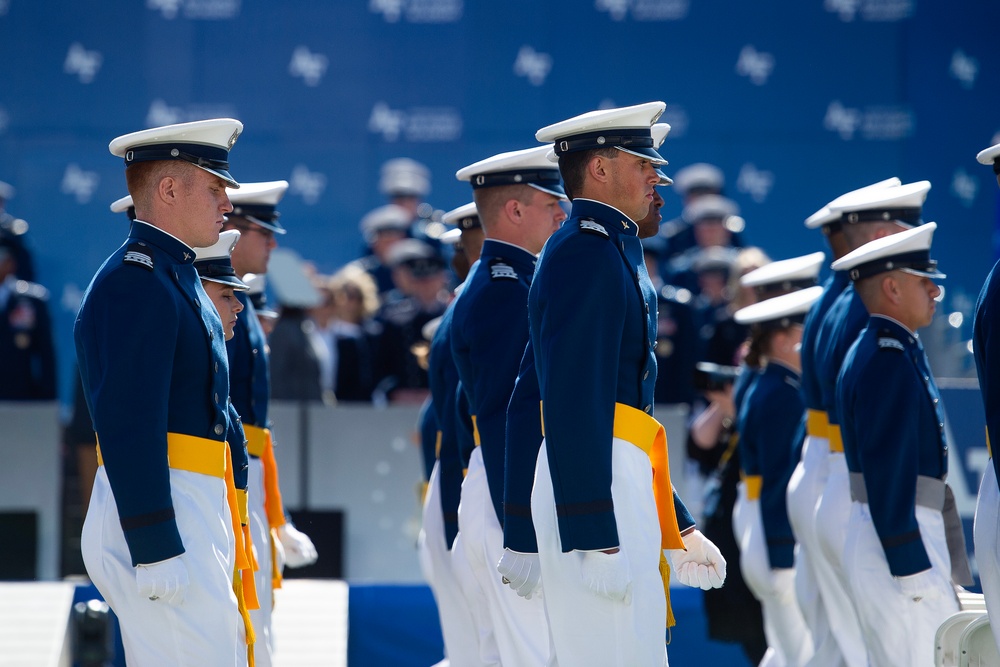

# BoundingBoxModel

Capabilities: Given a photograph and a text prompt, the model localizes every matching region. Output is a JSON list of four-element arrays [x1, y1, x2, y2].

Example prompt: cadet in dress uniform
[[244, 273, 278, 336], [419, 202, 494, 666], [785, 178, 901, 667], [835, 223, 961, 667], [733, 287, 823, 667], [350, 204, 413, 296], [664, 195, 744, 296], [707, 253, 820, 666], [500, 124, 675, 607], [0, 236, 56, 400], [222, 180, 318, 667], [812, 181, 964, 667], [972, 139, 1000, 654], [656, 163, 730, 270], [449, 144, 568, 665], [531, 102, 726, 666], [76, 119, 247, 666]]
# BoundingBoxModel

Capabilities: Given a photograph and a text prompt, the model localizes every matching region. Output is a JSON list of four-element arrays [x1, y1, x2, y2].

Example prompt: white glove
[[580, 549, 632, 603], [897, 569, 943, 603], [496, 549, 542, 599], [136, 556, 189, 605], [278, 523, 318, 568], [668, 529, 727, 590]]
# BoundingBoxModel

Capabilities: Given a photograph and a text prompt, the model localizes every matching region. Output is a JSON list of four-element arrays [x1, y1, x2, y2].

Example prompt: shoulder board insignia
[[784, 376, 801, 391], [878, 337, 905, 351], [123, 243, 154, 271], [579, 219, 609, 238], [489, 260, 518, 281]]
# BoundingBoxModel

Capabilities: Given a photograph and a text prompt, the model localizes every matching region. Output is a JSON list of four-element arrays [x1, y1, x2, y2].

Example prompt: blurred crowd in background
[[0, 152, 975, 430]]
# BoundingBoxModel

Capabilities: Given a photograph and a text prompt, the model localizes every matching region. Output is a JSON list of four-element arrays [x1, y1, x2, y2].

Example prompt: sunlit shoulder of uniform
[[578, 218, 609, 238], [876, 331, 905, 352]]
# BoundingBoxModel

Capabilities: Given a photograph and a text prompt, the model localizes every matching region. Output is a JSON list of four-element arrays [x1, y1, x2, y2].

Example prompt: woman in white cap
[[733, 286, 824, 667], [194, 229, 248, 340], [194, 228, 261, 666]]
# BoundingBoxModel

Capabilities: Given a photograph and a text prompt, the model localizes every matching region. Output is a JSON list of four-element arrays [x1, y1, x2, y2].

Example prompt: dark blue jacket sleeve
[[534, 236, 627, 552], [75, 267, 184, 565], [840, 347, 931, 576], [504, 342, 542, 553], [756, 380, 802, 569], [457, 279, 531, 525]]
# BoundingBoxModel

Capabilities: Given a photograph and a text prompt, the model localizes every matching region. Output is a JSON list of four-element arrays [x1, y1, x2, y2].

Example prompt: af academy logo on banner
[[64, 43, 102, 84], [61, 165, 99, 204], [368, 102, 462, 143], [147, 0, 241, 20], [289, 165, 327, 206], [369, 0, 462, 23], [735, 45, 774, 86], [823, 101, 914, 141], [824, 0, 913, 22], [289, 46, 329, 87], [514, 46, 552, 87], [595, 0, 689, 21]]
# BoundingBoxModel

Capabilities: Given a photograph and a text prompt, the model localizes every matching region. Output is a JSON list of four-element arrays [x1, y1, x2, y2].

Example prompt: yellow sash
[[742, 473, 763, 501], [96, 434, 257, 664], [612, 403, 686, 629], [806, 409, 829, 439], [224, 443, 257, 667], [245, 424, 287, 591], [471, 415, 481, 447], [539, 401, 685, 628], [827, 424, 844, 453]]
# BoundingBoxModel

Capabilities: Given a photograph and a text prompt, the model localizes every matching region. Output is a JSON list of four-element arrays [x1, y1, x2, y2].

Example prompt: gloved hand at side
[[668, 529, 726, 590], [278, 523, 318, 568], [580, 549, 632, 603], [497, 548, 542, 599], [136, 555, 189, 605]]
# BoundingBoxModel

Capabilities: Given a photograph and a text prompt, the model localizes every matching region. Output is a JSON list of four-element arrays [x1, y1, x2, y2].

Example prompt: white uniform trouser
[[844, 502, 958, 667], [459, 447, 550, 665], [533, 438, 667, 667], [786, 436, 847, 667], [736, 492, 814, 667], [812, 453, 868, 667], [83, 467, 240, 667], [418, 460, 486, 666], [974, 467, 1000, 655], [246, 457, 273, 667]]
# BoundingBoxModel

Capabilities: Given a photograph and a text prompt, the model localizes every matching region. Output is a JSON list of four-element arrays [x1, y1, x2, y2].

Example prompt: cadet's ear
[[588, 154, 610, 184], [881, 274, 901, 304], [503, 197, 522, 223], [157, 174, 179, 206]]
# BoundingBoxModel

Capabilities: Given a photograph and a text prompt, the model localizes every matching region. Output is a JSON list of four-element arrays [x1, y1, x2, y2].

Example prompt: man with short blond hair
[[76, 119, 247, 666]]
